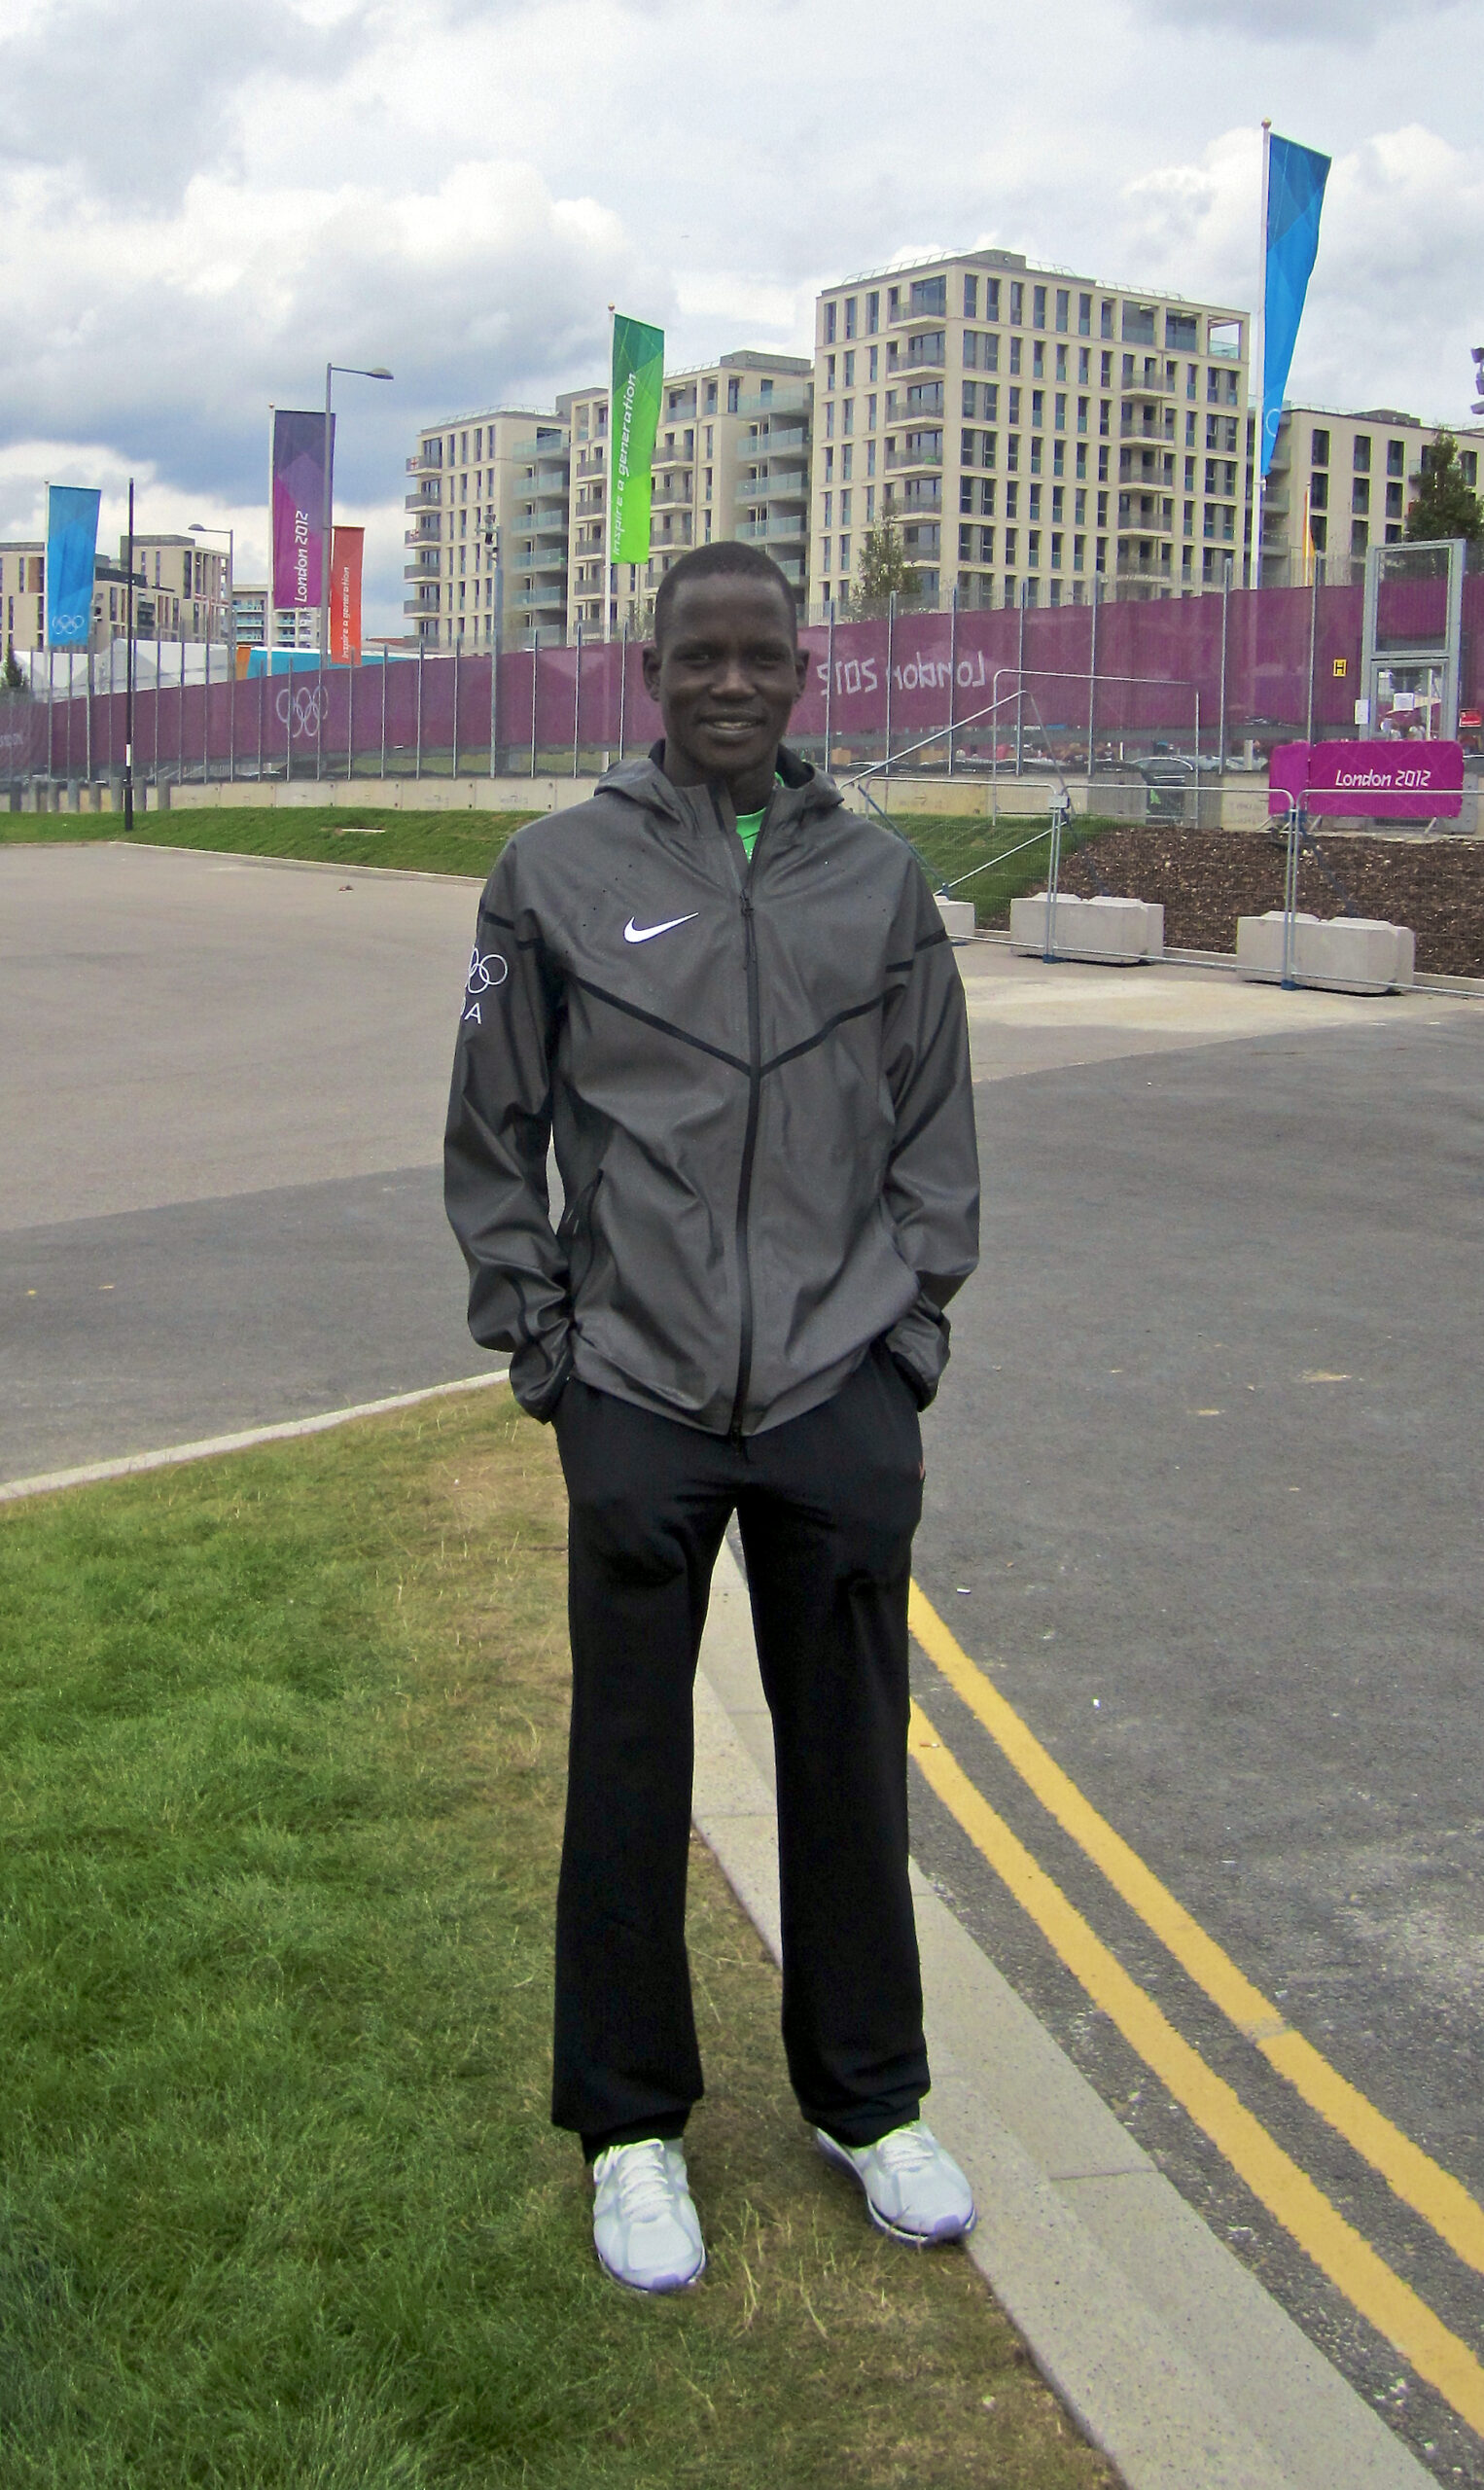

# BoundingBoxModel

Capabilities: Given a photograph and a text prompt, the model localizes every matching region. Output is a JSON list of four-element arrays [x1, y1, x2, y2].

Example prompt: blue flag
[[1260, 133, 1330, 480], [45, 484, 101, 647]]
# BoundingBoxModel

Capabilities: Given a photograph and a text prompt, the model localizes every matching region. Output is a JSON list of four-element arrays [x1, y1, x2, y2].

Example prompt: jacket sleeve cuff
[[510, 1331, 574, 1423], [884, 1297, 951, 1410]]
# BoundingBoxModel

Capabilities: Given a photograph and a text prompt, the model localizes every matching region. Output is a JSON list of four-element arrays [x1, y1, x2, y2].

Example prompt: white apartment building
[[404, 408, 571, 650], [1, 534, 228, 653], [560, 351, 813, 639], [810, 250, 1251, 611], [1260, 405, 1484, 587]]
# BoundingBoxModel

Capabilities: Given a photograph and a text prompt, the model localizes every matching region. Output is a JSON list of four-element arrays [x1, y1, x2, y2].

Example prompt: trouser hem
[[580, 2112, 690, 2163]]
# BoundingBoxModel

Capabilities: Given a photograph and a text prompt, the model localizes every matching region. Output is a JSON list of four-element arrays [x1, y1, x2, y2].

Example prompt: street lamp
[[189, 521, 234, 652], [322, 363, 394, 667]]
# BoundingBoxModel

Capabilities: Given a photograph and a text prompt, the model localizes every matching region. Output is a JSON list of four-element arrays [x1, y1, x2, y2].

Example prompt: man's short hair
[[652, 541, 798, 647]]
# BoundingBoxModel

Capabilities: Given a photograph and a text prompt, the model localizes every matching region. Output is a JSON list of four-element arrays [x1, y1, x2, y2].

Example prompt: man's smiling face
[[643, 573, 809, 806]]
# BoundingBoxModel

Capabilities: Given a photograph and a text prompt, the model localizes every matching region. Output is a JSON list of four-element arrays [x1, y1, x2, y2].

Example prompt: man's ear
[[641, 642, 662, 699]]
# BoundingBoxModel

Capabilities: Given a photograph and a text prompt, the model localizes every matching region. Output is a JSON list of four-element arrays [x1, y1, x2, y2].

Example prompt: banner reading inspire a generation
[[45, 484, 101, 647], [610, 315, 664, 566], [330, 526, 364, 661], [271, 409, 334, 610]]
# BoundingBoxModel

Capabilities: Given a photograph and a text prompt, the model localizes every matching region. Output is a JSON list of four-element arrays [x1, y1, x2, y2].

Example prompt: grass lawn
[[1, 799, 1113, 926], [0, 1395, 1111, 2490]]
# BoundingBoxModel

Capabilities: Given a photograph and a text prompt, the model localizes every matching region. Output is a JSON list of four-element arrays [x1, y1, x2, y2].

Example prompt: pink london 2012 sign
[[1268, 740, 1466, 820]]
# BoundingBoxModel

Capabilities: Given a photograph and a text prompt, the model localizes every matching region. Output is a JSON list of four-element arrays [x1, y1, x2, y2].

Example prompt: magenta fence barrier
[[4, 577, 1481, 796]]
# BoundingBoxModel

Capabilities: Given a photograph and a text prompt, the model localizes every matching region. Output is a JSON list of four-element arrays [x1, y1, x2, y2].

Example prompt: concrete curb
[[692, 1542, 1431, 2490]]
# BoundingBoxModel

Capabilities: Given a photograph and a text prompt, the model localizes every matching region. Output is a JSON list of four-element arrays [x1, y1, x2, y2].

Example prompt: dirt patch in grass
[[0, 1395, 1110, 2489], [1054, 824, 1484, 977]]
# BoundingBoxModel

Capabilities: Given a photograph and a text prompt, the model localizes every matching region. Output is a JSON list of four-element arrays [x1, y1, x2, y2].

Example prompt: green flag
[[610, 314, 664, 565]]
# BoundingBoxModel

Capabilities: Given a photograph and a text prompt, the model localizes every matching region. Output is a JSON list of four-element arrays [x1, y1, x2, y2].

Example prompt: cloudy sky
[[2, 0, 1478, 632]]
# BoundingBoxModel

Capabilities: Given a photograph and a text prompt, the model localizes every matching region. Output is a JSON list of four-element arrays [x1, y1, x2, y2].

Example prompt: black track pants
[[550, 1345, 930, 2157]]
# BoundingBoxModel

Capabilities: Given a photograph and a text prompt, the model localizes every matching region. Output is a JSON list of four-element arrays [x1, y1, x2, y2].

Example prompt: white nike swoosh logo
[[623, 912, 699, 944]]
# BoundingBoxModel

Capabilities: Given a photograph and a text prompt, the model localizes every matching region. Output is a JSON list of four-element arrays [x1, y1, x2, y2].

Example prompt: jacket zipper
[[711, 785, 768, 1441]]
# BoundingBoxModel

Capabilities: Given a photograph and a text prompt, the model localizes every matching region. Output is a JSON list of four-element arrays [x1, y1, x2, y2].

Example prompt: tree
[[2, 640, 26, 694], [1404, 431, 1484, 547], [851, 520, 924, 617]]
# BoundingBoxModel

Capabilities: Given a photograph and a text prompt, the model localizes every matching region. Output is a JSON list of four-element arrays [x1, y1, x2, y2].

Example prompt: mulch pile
[[1040, 828, 1484, 978]]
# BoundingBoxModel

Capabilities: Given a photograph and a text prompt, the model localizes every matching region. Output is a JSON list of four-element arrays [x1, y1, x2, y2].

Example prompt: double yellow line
[[908, 1582, 1484, 2435]]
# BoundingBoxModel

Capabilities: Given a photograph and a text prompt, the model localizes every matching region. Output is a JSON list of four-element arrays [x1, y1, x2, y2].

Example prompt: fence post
[[946, 585, 957, 776], [573, 622, 582, 778], [345, 656, 354, 781], [154, 632, 160, 787], [824, 603, 833, 777], [47, 646, 54, 784], [203, 639, 210, 785], [87, 646, 93, 785], [452, 640, 461, 781], [380, 652, 388, 781], [1305, 556, 1320, 747], [181, 636, 189, 786], [1086, 580, 1098, 808], [1014, 584, 1026, 775], [415, 641, 423, 780], [1281, 798, 1302, 988], [884, 593, 895, 808], [617, 622, 627, 764], [1219, 558, 1230, 775], [489, 634, 498, 782], [229, 643, 236, 785], [530, 631, 539, 778], [315, 632, 323, 781]]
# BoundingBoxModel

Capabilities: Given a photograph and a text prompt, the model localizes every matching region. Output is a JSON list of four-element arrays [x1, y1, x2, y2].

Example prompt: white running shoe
[[816, 2119, 977, 2245], [591, 2139, 706, 2293]]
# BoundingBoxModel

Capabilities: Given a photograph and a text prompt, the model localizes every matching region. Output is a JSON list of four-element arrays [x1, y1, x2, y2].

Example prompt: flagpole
[[1248, 119, 1271, 595], [605, 302, 616, 647]]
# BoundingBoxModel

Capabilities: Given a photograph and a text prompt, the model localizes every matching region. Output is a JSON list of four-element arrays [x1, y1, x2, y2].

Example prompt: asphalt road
[[4, 841, 1482, 2479]]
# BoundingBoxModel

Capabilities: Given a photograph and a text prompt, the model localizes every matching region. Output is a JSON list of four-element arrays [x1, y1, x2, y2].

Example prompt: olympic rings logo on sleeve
[[462, 944, 509, 1023]]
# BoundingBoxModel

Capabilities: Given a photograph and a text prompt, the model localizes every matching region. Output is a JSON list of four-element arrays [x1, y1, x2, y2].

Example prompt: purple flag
[[271, 409, 334, 610]]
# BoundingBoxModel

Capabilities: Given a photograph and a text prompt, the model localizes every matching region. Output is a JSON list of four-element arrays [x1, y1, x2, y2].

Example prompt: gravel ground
[[1040, 826, 1484, 977]]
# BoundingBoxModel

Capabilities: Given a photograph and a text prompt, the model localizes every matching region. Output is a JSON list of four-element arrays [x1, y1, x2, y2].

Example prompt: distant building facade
[[809, 250, 1251, 610], [1259, 405, 1484, 587], [1, 533, 228, 655], [404, 409, 571, 650]]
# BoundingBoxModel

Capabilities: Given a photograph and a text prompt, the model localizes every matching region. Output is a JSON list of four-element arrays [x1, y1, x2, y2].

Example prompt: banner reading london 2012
[[45, 484, 101, 647], [271, 409, 335, 610], [610, 316, 664, 566]]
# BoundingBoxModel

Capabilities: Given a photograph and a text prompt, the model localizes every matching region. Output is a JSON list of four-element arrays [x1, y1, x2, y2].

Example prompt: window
[[1006, 482, 1019, 518], [1463, 451, 1478, 488], [1166, 311, 1198, 351], [825, 302, 836, 343], [866, 439, 876, 478], [826, 354, 835, 391], [1052, 439, 1064, 476], [1100, 351, 1113, 388], [1073, 535, 1085, 571], [1386, 481, 1403, 518], [1009, 336, 1021, 375], [727, 378, 739, 411], [841, 445, 853, 480], [866, 484, 875, 521], [1076, 444, 1087, 480], [1076, 488, 1087, 524], [844, 296, 857, 340], [842, 399, 854, 434], [1050, 533, 1063, 569], [867, 291, 879, 333], [1029, 483, 1042, 519], [1387, 438, 1405, 477], [1055, 343, 1068, 382], [1311, 516, 1327, 552], [1077, 396, 1088, 436], [1054, 392, 1067, 432], [1009, 281, 1023, 325], [1352, 477, 1369, 515], [825, 403, 833, 438], [986, 277, 1000, 321], [1007, 435, 1019, 472], [824, 447, 833, 480], [1353, 435, 1371, 473], [840, 488, 852, 523], [1100, 300, 1114, 338], [1005, 530, 1017, 565], [1121, 353, 1135, 387], [1055, 288, 1070, 333], [843, 350, 855, 386], [909, 274, 947, 317], [1033, 284, 1046, 328], [1351, 519, 1368, 556], [964, 273, 978, 318], [962, 380, 977, 418], [1028, 532, 1041, 567], [1051, 484, 1064, 522], [1031, 389, 1043, 428], [1033, 340, 1045, 379], [823, 494, 832, 527], [1099, 401, 1111, 439]]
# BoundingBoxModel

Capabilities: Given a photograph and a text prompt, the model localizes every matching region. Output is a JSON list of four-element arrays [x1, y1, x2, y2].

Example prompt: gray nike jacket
[[444, 745, 979, 1437]]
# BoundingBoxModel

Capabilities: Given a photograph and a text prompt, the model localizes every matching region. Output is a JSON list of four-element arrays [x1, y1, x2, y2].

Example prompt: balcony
[[736, 514, 807, 544], [734, 386, 810, 419], [507, 583, 567, 612], [738, 469, 809, 503], [510, 543, 569, 574], [402, 587, 442, 611], [1118, 449, 1175, 484], [406, 449, 442, 475], [573, 487, 606, 518], [650, 480, 693, 510], [512, 436, 569, 463], [894, 488, 943, 516], [574, 446, 607, 478], [404, 525, 442, 548], [756, 423, 808, 457], [404, 485, 441, 514], [884, 438, 943, 471], [1116, 496, 1174, 533], [1120, 409, 1175, 444], [887, 384, 945, 420]]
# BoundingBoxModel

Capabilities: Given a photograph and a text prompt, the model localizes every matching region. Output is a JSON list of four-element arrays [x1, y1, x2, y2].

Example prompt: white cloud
[[2, 0, 1480, 633]]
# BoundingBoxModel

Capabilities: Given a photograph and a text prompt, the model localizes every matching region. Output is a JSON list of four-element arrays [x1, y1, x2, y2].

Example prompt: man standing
[[446, 542, 979, 2293]]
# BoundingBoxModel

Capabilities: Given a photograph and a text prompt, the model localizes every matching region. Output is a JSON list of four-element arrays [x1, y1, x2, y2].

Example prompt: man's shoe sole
[[816, 2129, 977, 2247], [594, 2242, 707, 2294]]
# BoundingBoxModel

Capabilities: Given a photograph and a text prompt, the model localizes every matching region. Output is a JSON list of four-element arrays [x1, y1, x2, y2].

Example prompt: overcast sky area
[[2, 0, 1479, 634]]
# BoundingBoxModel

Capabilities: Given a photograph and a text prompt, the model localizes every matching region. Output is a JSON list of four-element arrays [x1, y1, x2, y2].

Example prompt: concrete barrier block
[[936, 895, 977, 941], [1009, 892, 1161, 963], [1237, 911, 1414, 994]]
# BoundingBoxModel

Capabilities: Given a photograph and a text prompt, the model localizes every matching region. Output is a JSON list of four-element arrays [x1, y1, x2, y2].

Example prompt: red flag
[[330, 525, 364, 662]]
